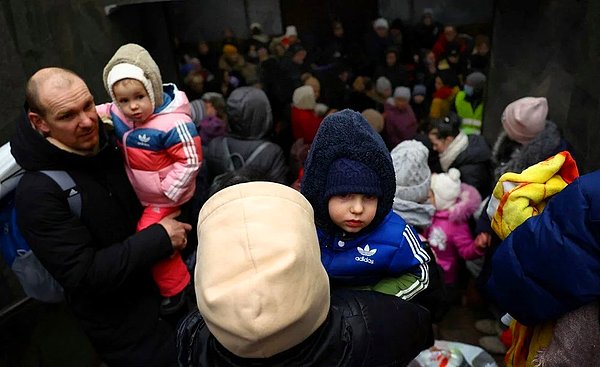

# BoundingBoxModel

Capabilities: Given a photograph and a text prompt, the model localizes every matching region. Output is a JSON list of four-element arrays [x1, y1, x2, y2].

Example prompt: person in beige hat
[[177, 181, 433, 366]]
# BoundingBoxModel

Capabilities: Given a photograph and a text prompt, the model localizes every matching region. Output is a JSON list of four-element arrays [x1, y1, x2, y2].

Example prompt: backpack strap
[[221, 138, 236, 171], [244, 142, 270, 166], [39, 170, 81, 217]]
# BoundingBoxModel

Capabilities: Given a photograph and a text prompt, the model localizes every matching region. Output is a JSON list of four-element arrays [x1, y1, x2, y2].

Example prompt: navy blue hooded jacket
[[485, 169, 600, 326], [301, 109, 430, 289]]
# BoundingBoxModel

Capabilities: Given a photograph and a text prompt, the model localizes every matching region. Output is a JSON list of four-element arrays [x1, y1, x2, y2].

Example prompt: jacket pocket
[[126, 168, 165, 205]]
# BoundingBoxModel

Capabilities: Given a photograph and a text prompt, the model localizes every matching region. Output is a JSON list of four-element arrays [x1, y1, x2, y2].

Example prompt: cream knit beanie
[[430, 168, 462, 211]]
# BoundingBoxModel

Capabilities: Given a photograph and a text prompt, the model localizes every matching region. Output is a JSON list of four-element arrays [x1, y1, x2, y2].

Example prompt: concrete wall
[[378, 0, 494, 25], [169, 0, 282, 42], [0, 0, 180, 146], [483, 0, 600, 173]]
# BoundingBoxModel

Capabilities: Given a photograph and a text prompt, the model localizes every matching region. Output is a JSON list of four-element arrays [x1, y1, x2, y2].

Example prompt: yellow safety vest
[[455, 91, 484, 135]]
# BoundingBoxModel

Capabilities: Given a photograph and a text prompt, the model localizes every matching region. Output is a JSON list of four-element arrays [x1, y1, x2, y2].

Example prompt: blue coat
[[485, 170, 600, 326], [319, 211, 430, 288]]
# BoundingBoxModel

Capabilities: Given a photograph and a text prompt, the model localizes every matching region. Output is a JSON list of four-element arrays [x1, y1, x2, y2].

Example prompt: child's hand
[[474, 232, 491, 250]]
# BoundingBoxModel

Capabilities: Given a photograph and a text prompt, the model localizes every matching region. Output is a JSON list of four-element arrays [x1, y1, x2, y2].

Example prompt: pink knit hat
[[501, 97, 548, 145]]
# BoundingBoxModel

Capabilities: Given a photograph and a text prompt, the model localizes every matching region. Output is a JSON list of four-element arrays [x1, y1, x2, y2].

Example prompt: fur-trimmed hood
[[301, 109, 395, 233], [492, 120, 566, 180], [443, 183, 482, 223]]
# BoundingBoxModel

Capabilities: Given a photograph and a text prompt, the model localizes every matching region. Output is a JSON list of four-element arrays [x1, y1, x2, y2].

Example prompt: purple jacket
[[424, 183, 483, 284], [382, 103, 417, 150]]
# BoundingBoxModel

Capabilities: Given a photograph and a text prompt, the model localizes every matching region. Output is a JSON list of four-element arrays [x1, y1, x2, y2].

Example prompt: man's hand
[[158, 211, 192, 251]]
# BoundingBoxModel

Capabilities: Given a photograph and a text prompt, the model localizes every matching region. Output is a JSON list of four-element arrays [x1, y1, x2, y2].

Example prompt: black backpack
[[0, 169, 80, 303], [208, 138, 270, 195]]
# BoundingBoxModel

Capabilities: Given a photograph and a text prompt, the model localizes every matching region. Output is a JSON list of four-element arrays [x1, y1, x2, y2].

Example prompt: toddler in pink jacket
[[425, 168, 487, 285], [97, 44, 201, 311]]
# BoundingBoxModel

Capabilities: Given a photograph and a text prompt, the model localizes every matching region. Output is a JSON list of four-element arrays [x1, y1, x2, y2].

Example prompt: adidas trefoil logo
[[137, 134, 151, 146], [358, 244, 377, 256], [355, 244, 376, 264]]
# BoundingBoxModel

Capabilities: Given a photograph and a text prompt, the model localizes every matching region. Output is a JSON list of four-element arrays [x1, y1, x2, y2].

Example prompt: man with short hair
[[11, 67, 191, 366]]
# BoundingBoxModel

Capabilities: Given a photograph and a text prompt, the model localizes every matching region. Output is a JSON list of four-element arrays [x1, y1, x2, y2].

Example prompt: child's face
[[205, 101, 216, 117], [328, 194, 378, 233], [427, 189, 436, 206], [413, 95, 425, 104], [113, 79, 153, 124]]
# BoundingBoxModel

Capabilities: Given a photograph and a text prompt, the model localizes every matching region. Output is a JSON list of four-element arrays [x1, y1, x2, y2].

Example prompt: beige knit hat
[[103, 43, 164, 110], [501, 97, 548, 145], [195, 182, 330, 358], [292, 85, 316, 110]]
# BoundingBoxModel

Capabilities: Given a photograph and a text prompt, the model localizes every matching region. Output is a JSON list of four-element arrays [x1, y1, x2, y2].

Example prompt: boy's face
[[113, 79, 153, 124], [328, 194, 378, 233]]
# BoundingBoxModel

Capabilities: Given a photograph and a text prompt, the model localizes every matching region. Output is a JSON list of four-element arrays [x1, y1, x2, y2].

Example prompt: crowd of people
[[9, 10, 600, 367], [176, 11, 490, 182]]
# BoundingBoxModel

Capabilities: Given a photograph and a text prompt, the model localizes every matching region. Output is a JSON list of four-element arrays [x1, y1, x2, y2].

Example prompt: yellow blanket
[[489, 151, 579, 367], [490, 151, 579, 240]]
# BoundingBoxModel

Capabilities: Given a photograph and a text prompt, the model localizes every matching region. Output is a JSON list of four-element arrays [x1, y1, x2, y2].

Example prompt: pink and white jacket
[[97, 84, 202, 207], [424, 183, 483, 284]]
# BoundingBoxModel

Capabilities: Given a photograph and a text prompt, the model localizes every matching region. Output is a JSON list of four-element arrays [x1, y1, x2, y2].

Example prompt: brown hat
[[103, 43, 164, 109], [195, 182, 330, 358], [362, 108, 384, 133]]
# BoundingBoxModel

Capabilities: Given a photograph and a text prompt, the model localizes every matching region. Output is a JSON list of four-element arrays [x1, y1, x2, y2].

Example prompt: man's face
[[423, 15, 432, 26], [444, 26, 457, 42], [333, 23, 344, 38], [30, 77, 99, 153], [292, 49, 307, 64], [385, 52, 397, 67], [375, 26, 388, 38]]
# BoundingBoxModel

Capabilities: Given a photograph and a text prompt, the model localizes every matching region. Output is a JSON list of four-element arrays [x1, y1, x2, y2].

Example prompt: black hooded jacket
[[450, 134, 493, 197], [177, 289, 433, 367], [205, 87, 288, 184], [11, 110, 176, 366]]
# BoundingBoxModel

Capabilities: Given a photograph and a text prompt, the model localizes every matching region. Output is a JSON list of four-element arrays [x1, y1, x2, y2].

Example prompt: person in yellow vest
[[454, 72, 486, 135]]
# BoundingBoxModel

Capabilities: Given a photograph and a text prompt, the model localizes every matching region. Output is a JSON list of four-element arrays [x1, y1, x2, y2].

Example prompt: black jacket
[[177, 289, 433, 367], [450, 134, 493, 198], [205, 87, 288, 184], [11, 111, 177, 367]]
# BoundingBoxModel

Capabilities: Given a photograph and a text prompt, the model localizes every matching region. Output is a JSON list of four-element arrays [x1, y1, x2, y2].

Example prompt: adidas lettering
[[355, 256, 374, 264]]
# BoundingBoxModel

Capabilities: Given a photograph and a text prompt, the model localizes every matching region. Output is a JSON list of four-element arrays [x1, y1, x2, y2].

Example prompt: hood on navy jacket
[[301, 109, 396, 233], [226, 87, 273, 140]]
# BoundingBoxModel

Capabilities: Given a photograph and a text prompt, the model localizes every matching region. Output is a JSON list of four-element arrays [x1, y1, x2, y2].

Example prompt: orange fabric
[[137, 205, 190, 297]]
